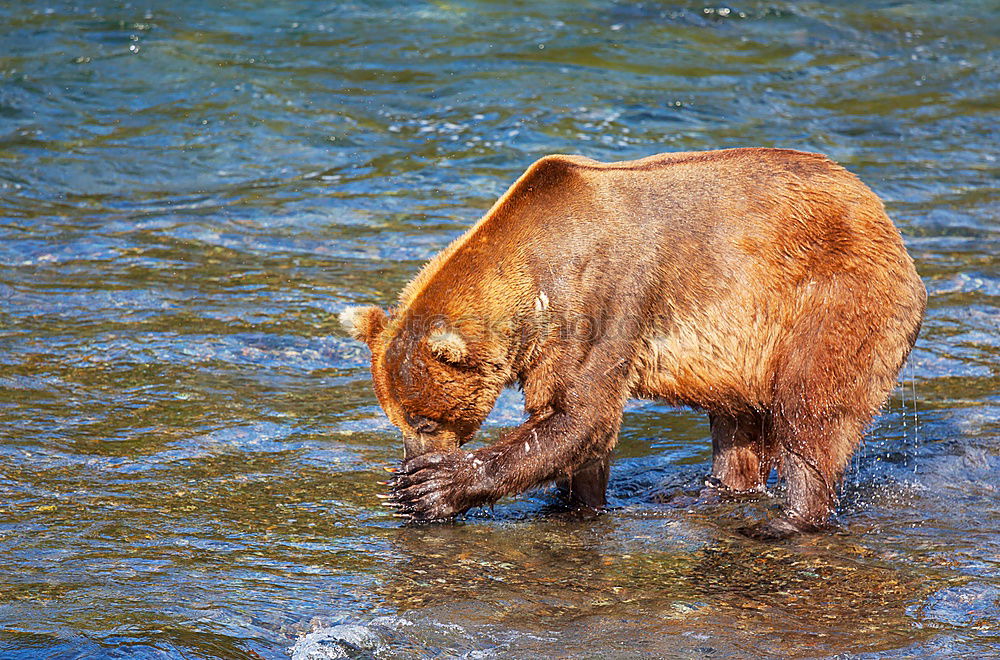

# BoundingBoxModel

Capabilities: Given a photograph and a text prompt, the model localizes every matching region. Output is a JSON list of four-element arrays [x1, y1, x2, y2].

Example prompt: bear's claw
[[384, 450, 486, 522]]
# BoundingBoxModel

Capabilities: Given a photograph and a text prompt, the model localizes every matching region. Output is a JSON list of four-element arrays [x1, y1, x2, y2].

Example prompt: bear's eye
[[405, 413, 439, 434]]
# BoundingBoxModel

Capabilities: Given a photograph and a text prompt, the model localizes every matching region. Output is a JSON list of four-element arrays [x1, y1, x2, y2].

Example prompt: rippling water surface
[[1, 1, 998, 657]]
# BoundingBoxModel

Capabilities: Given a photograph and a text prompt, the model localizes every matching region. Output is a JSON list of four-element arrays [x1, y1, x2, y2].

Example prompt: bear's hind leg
[[556, 454, 610, 510], [743, 282, 911, 539], [743, 411, 867, 539], [707, 412, 773, 496]]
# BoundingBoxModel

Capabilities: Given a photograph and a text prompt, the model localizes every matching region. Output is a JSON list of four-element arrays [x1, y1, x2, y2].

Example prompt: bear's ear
[[339, 306, 387, 347], [427, 328, 469, 366]]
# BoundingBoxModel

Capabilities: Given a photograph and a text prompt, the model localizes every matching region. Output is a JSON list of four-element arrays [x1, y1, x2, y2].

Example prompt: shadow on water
[[1, 0, 998, 658]]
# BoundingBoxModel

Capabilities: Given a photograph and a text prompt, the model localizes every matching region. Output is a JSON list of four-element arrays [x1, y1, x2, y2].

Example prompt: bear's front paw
[[386, 451, 492, 522]]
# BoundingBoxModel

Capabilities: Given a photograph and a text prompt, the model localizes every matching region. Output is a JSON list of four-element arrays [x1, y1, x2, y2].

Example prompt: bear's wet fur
[[341, 148, 926, 538]]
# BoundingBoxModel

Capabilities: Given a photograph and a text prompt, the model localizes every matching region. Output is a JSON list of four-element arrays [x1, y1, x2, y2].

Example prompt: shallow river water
[[1, 1, 998, 658]]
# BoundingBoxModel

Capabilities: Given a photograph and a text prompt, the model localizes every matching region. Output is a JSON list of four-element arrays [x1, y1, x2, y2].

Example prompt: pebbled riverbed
[[1, 1, 998, 658]]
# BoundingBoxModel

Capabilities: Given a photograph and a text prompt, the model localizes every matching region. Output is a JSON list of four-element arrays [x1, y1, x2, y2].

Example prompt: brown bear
[[340, 148, 926, 538]]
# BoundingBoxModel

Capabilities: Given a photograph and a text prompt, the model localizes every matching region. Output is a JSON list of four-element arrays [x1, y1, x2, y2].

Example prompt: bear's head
[[339, 305, 509, 460]]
